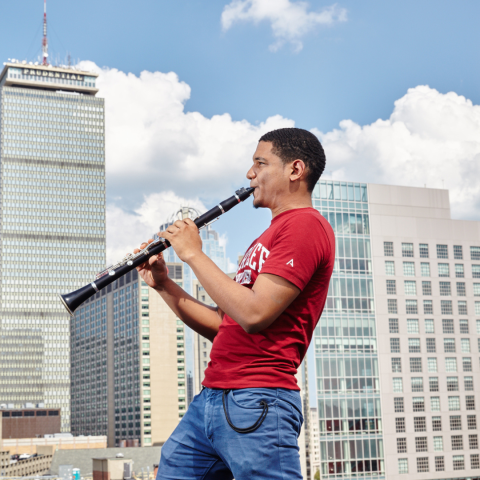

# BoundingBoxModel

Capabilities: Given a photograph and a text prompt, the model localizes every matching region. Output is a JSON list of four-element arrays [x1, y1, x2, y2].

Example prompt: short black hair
[[259, 128, 326, 192]]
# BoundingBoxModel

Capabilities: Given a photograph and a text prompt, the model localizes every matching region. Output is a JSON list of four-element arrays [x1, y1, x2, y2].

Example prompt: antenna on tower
[[42, 0, 49, 65]]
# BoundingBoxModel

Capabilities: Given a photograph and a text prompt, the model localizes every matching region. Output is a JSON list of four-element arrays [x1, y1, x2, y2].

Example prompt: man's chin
[[252, 198, 263, 210]]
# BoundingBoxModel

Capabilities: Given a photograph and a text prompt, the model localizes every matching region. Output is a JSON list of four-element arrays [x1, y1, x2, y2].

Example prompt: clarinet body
[[59, 187, 254, 316]]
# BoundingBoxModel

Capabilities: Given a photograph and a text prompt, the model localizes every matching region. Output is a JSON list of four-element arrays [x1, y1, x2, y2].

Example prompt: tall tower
[[42, 0, 48, 66], [0, 62, 106, 431]]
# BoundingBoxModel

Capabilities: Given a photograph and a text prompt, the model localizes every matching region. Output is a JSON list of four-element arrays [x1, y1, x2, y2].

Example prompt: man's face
[[246, 141, 290, 209]]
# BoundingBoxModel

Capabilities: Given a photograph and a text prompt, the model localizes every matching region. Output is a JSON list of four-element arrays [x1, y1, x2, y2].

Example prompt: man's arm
[[160, 219, 301, 334]]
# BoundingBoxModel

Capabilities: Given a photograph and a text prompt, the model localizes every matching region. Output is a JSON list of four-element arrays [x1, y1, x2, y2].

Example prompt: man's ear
[[289, 159, 307, 182]]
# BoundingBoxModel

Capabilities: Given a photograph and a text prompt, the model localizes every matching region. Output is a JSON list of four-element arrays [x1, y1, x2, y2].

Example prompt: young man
[[137, 128, 335, 480]]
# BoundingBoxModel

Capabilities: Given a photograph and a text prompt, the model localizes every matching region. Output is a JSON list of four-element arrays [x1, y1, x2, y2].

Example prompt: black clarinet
[[59, 187, 254, 316]]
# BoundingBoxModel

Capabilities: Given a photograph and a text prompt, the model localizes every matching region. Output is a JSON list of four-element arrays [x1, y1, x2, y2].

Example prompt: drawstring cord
[[222, 389, 268, 434]]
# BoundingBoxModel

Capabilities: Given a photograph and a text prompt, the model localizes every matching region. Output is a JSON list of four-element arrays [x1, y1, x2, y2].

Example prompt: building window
[[476, 301, 480, 316], [463, 357, 472, 371], [449, 396, 460, 411], [471, 246, 480, 260], [444, 338, 456, 353], [459, 319, 469, 333], [424, 319, 434, 333], [452, 435, 464, 450], [461, 338, 470, 353], [402, 243, 414, 257], [389, 318, 399, 333], [431, 396, 440, 411], [414, 415, 426, 431], [416, 457, 429, 473], [446, 357, 457, 372], [403, 262, 415, 276], [390, 338, 400, 353], [467, 415, 477, 430], [453, 455, 465, 471], [415, 437, 428, 453], [456, 282, 466, 296], [396, 417, 406, 433], [397, 437, 407, 453], [450, 416, 462, 430], [385, 260, 395, 275], [386, 280, 397, 294], [394, 397, 404, 412], [419, 243, 429, 258], [432, 416, 442, 431], [410, 357, 422, 372], [472, 265, 480, 278], [465, 377, 474, 391], [437, 244, 448, 259], [453, 245, 463, 260], [407, 318, 419, 333], [412, 378, 424, 392], [439, 281, 451, 296], [408, 338, 420, 352], [427, 357, 437, 372], [435, 456, 444, 472], [458, 301, 468, 315], [441, 300, 453, 314], [388, 299, 398, 314], [442, 319, 454, 333], [477, 320, 480, 333], [455, 264, 465, 278], [474, 283, 480, 296], [469, 434, 478, 449], [421, 281, 432, 295], [398, 458, 408, 474], [426, 338, 436, 353], [420, 262, 430, 276], [404, 280, 416, 295], [466, 396, 476, 410], [472, 454, 480, 470], [438, 263, 450, 277], [447, 377, 459, 391], [393, 377, 403, 392], [384, 241, 394, 256], [392, 358, 402, 373], [429, 377, 439, 392], [406, 300, 418, 314], [424, 300, 433, 314]]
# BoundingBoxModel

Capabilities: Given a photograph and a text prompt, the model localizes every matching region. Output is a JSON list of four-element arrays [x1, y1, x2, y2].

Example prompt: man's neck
[[270, 196, 313, 219]]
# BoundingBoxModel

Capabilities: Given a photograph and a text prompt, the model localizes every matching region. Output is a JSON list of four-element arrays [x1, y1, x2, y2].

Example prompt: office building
[[0, 62, 105, 431], [313, 180, 480, 480], [71, 264, 186, 447]]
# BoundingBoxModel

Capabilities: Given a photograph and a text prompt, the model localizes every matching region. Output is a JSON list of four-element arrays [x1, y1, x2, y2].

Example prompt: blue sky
[[1, 0, 479, 264]]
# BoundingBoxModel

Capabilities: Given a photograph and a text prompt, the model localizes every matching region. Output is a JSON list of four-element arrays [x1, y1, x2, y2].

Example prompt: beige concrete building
[[71, 264, 186, 447]]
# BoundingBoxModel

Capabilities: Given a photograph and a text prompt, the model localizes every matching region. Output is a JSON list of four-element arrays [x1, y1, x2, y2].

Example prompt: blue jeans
[[157, 387, 304, 480]]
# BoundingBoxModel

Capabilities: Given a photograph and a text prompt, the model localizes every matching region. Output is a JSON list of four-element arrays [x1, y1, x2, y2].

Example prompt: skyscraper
[[0, 62, 105, 431], [313, 181, 480, 480]]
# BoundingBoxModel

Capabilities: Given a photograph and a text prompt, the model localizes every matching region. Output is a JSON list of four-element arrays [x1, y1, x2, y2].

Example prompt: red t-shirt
[[202, 207, 335, 390]]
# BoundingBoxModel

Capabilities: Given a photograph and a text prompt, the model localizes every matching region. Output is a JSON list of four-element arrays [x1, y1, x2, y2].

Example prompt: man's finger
[[183, 218, 198, 230]]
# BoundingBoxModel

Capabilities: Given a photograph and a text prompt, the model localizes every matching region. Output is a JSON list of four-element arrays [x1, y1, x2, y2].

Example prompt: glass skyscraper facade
[[0, 63, 105, 431], [312, 181, 385, 479]]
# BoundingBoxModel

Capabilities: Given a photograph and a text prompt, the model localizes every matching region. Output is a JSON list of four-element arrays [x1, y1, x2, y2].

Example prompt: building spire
[[42, 0, 48, 65]]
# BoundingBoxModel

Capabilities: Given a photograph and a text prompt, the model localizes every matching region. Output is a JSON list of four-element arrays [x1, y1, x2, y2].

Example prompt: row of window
[[387, 279, 480, 296], [387, 298, 480, 316], [389, 317, 480, 334], [392, 356, 474, 373], [385, 241, 480, 261], [386, 260, 479, 278], [394, 395, 475, 413], [390, 337, 475, 353], [398, 454, 479, 474], [395, 411, 476, 433], [397, 434, 478, 453]]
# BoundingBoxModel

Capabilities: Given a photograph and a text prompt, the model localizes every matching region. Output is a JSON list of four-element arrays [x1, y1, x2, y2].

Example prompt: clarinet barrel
[[58, 187, 254, 316]]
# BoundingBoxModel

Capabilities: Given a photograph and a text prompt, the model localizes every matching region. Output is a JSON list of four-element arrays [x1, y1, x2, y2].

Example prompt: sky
[[1, 0, 479, 405]]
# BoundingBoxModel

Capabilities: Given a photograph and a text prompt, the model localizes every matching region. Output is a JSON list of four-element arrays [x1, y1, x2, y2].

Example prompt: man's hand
[[160, 218, 203, 263], [135, 240, 169, 290]]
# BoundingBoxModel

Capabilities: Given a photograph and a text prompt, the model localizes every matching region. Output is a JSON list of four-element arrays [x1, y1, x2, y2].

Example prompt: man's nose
[[246, 166, 255, 179]]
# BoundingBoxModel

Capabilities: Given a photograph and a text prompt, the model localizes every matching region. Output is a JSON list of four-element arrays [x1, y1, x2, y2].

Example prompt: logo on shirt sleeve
[[286, 259, 294, 267]]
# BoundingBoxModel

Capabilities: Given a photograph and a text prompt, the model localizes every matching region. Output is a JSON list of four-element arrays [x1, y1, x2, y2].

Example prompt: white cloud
[[314, 85, 480, 220], [106, 191, 206, 265], [221, 0, 347, 52]]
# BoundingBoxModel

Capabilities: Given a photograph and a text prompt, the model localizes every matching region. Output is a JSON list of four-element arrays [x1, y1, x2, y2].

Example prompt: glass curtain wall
[[313, 181, 385, 479]]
